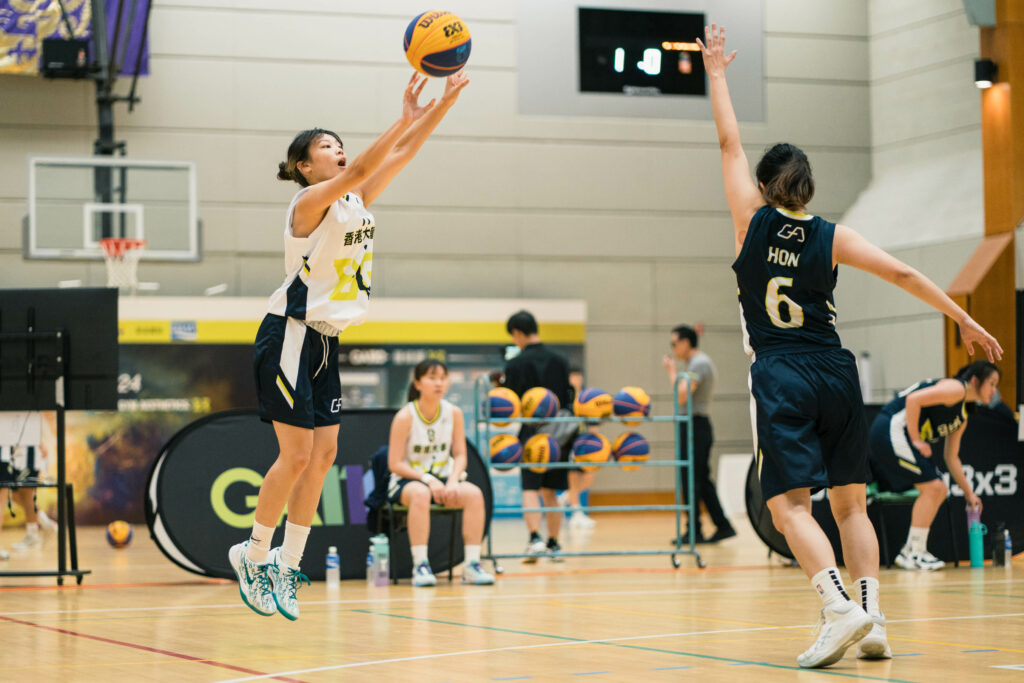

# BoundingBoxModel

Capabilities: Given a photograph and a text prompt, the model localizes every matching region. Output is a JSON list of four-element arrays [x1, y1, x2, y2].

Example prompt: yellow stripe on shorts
[[276, 375, 294, 409]]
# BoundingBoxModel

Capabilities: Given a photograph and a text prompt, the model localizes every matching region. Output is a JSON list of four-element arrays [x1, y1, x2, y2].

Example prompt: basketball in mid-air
[[403, 11, 472, 77], [106, 520, 133, 548]]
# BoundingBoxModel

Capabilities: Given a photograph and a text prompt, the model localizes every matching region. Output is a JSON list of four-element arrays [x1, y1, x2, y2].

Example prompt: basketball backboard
[[25, 156, 201, 261]]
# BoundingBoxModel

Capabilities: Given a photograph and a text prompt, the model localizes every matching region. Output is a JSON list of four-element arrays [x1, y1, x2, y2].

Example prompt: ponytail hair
[[277, 128, 343, 187], [954, 360, 1000, 385], [755, 143, 815, 211], [407, 358, 448, 401]]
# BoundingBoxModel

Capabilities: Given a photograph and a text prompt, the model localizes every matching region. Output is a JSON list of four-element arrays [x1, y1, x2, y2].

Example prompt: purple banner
[[0, 0, 148, 76]]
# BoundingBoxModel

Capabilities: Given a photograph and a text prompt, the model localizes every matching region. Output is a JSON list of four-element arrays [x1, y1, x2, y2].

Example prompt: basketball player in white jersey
[[387, 359, 494, 586], [229, 70, 470, 619]]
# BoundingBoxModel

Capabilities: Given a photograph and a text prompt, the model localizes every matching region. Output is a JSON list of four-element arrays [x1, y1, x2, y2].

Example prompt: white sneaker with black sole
[[856, 612, 892, 659], [796, 602, 873, 669]]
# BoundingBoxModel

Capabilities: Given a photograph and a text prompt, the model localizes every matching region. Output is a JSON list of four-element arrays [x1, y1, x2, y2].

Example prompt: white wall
[[836, 0, 984, 401], [0, 0, 874, 492]]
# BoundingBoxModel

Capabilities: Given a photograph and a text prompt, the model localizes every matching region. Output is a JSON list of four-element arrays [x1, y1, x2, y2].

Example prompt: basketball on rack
[[523, 433, 558, 473], [489, 434, 523, 471], [573, 388, 613, 418], [403, 10, 471, 77], [571, 432, 611, 472], [106, 520, 133, 548], [612, 432, 650, 472], [613, 386, 651, 425], [487, 387, 521, 426], [521, 387, 559, 420]]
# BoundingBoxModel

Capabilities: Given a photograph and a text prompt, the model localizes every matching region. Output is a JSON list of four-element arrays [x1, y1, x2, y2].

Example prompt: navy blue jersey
[[732, 206, 842, 357], [880, 379, 967, 443]]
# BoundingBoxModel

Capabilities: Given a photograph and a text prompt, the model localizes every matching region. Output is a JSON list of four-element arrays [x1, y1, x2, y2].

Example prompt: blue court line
[[352, 610, 918, 682], [491, 678, 532, 681], [962, 649, 997, 653], [571, 672, 610, 676], [651, 666, 691, 671]]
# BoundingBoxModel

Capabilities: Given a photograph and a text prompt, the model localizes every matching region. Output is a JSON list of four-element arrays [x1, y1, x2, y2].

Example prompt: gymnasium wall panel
[[765, 35, 867, 83], [765, 0, 868, 36]]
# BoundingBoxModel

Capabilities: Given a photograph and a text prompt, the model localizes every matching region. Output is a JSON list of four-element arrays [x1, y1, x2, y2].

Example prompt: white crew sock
[[246, 520, 275, 564], [25, 522, 39, 536], [854, 576, 880, 616], [810, 567, 853, 610], [412, 545, 429, 566], [280, 521, 310, 569], [465, 545, 481, 564], [906, 526, 929, 554]]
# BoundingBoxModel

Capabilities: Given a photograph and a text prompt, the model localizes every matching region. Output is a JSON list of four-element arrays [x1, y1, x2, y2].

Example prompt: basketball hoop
[[99, 238, 146, 292]]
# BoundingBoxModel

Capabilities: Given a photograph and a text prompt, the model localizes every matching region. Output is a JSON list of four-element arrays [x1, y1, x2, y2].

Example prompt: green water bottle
[[969, 520, 987, 568]]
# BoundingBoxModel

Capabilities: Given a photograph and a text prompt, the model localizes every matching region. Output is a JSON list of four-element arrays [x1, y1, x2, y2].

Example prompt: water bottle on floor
[[366, 543, 375, 583], [326, 545, 340, 587], [371, 534, 390, 587], [968, 519, 987, 568]]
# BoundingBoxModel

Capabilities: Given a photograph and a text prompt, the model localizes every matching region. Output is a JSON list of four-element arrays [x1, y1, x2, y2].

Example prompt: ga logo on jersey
[[777, 224, 806, 242]]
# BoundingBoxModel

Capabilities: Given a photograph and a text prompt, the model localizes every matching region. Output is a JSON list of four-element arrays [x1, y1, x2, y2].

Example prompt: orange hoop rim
[[99, 237, 147, 258]]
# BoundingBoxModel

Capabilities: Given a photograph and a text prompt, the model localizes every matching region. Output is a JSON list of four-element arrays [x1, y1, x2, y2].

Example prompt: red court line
[[0, 615, 305, 682], [0, 579, 232, 592]]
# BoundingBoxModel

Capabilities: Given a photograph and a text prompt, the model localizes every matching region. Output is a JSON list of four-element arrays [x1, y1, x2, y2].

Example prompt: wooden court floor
[[2, 513, 1022, 682]]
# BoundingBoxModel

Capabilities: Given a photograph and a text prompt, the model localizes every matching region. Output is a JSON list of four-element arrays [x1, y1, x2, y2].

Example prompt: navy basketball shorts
[[387, 475, 450, 504], [254, 314, 342, 429], [749, 347, 870, 500], [867, 414, 940, 492]]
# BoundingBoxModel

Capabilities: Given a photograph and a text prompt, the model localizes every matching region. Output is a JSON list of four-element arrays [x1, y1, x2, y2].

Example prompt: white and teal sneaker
[[462, 561, 495, 585], [412, 561, 437, 587], [228, 542, 276, 617], [266, 548, 310, 621]]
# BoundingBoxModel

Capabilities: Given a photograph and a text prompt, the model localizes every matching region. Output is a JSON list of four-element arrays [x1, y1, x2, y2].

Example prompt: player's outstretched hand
[[696, 23, 737, 76], [959, 316, 1003, 362], [403, 72, 436, 122], [442, 68, 470, 103]]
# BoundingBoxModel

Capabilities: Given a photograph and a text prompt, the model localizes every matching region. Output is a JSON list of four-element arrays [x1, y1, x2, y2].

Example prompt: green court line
[[353, 610, 919, 682]]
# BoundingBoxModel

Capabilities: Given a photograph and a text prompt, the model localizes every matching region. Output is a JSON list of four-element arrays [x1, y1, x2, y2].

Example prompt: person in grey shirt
[[663, 324, 735, 543]]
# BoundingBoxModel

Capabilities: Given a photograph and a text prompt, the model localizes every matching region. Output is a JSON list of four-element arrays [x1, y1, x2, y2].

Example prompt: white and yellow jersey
[[389, 399, 455, 493], [267, 188, 374, 334]]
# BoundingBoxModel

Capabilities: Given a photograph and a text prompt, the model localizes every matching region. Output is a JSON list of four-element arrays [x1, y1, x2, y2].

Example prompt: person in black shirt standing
[[504, 310, 572, 562]]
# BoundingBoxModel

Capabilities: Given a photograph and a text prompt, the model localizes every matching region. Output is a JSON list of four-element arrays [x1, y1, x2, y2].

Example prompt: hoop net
[[99, 238, 146, 290]]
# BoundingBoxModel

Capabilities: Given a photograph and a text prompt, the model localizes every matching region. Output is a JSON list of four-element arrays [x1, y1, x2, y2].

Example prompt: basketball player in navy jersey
[[869, 361, 999, 571], [229, 70, 469, 619], [698, 25, 1001, 668]]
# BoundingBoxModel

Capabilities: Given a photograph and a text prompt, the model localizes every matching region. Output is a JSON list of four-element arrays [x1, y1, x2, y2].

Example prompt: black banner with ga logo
[[145, 409, 493, 580], [810, 404, 1023, 563]]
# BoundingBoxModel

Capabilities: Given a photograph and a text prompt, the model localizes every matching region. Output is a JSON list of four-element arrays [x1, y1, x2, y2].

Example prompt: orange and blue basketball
[[571, 432, 611, 472], [521, 387, 559, 420], [523, 433, 559, 473], [106, 520, 133, 548], [573, 387, 613, 418], [487, 387, 521, 426], [612, 432, 650, 472], [489, 434, 523, 471], [403, 11, 472, 77], [613, 386, 651, 425]]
